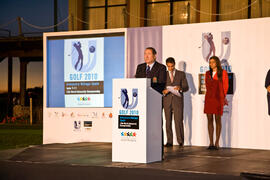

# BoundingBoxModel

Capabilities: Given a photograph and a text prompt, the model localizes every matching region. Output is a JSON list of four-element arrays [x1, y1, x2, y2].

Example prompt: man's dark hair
[[145, 47, 157, 55], [166, 57, 175, 65]]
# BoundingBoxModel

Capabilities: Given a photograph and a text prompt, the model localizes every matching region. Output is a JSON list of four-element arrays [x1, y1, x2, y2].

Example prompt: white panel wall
[[162, 17, 270, 150]]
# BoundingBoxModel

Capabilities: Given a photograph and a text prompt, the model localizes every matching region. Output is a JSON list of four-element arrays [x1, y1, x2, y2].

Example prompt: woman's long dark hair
[[209, 56, 223, 80]]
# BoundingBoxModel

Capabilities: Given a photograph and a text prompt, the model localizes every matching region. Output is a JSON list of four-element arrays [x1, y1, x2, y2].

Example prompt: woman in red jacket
[[204, 56, 228, 150]]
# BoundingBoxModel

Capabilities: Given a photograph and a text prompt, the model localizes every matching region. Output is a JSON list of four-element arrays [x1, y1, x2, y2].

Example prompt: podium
[[112, 78, 162, 163]]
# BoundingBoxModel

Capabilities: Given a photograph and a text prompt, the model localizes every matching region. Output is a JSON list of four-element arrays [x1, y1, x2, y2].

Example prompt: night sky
[[0, 0, 68, 92]]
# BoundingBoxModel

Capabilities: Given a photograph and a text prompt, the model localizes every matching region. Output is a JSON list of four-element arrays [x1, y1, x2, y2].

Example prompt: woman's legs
[[207, 114, 214, 146], [214, 114, 222, 148]]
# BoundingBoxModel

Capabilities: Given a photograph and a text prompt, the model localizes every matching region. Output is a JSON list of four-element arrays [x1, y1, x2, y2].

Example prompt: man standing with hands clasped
[[163, 57, 189, 148]]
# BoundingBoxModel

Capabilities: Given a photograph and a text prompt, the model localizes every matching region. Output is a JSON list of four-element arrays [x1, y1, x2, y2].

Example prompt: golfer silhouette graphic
[[121, 89, 129, 109], [74, 42, 83, 71]]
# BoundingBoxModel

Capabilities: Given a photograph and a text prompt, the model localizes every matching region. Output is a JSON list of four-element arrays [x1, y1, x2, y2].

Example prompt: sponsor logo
[[91, 112, 98, 118], [101, 112, 106, 119], [54, 112, 59, 117], [77, 97, 91, 101], [120, 131, 137, 142], [84, 121, 92, 128], [47, 112, 52, 117], [61, 112, 67, 117], [109, 112, 113, 118], [121, 132, 136, 137], [77, 113, 90, 117], [74, 120, 81, 130], [70, 112, 75, 118]]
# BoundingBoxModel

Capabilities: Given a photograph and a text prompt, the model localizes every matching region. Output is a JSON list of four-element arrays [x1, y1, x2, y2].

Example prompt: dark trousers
[[164, 99, 184, 145], [162, 125, 164, 158], [161, 102, 164, 159], [267, 94, 270, 115]]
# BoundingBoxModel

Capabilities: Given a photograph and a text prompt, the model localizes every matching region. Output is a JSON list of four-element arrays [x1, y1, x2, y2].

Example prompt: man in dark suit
[[265, 69, 270, 115], [163, 57, 189, 147], [135, 47, 166, 160], [135, 47, 167, 94]]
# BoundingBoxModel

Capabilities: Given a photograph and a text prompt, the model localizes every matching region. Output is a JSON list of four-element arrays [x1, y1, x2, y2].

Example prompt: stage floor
[[1, 142, 270, 179]]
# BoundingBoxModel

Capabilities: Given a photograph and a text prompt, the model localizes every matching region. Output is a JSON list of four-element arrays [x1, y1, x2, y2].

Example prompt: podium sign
[[112, 78, 162, 163]]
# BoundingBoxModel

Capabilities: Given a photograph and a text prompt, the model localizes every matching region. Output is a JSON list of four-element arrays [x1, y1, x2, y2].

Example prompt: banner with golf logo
[[64, 38, 104, 107]]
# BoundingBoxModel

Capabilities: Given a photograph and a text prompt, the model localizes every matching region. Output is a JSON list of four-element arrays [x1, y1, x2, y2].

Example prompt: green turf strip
[[0, 128, 42, 150]]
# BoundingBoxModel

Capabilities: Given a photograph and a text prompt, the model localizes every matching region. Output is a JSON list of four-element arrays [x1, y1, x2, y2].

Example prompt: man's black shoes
[[164, 143, 173, 147]]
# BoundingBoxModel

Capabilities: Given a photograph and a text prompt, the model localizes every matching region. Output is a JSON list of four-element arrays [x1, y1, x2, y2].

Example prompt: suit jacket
[[135, 61, 167, 94], [265, 69, 270, 96], [163, 69, 189, 107]]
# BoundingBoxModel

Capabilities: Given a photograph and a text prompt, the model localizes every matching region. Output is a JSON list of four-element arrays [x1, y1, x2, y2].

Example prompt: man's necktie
[[170, 71, 174, 83], [146, 65, 151, 78]]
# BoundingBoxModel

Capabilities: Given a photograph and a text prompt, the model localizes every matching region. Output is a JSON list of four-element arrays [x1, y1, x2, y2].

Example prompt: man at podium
[[135, 47, 167, 94], [135, 47, 166, 159]]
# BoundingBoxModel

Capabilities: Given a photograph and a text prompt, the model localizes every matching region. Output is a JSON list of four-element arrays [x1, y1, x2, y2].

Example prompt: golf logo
[[118, 88, 140, 131], [201, 31, 231, 64], [199, 31, 233, 95], [120, 88, 138, 109], [71, 40, 97, 72]]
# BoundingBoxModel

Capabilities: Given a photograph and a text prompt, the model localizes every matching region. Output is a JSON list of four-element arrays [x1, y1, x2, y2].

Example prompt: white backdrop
[[162, 17, 270, 150]]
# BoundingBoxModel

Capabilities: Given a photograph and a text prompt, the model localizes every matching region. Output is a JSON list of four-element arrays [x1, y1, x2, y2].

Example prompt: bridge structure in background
[[0, 32, 42, 117]]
